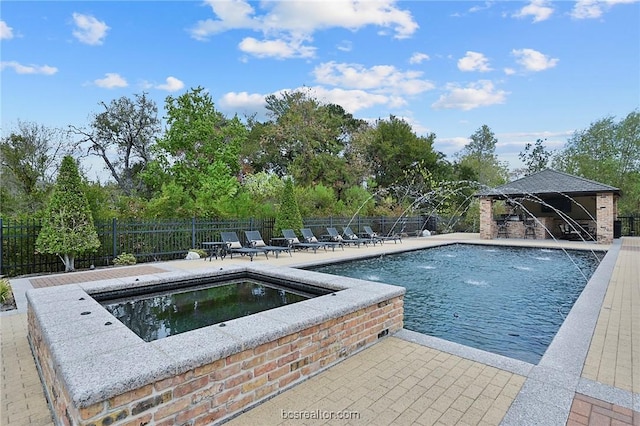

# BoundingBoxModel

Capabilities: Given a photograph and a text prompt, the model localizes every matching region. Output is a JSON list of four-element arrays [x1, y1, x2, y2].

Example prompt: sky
[[1, 0, 639, 181]]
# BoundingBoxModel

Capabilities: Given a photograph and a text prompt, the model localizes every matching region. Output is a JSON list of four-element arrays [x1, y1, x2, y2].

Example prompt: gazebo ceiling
[[475, 169, 621, 199]]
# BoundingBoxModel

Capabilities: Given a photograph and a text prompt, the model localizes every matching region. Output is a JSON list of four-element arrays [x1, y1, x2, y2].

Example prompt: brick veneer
[[479, 197, 494, 240], [29, 296, 404, 426], [596, 192, 616, 244]]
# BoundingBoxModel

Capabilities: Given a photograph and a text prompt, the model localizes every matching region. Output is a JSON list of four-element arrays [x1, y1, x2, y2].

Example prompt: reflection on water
[[313, 244, 602, 364], [102, 281, 309, 342]]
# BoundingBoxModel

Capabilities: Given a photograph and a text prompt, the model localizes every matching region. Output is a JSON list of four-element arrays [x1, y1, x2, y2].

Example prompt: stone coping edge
[[26, 263, 405, 408]]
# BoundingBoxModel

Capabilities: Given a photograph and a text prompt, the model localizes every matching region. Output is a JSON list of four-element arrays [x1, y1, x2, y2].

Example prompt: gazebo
[[476, 169, 621, 244]]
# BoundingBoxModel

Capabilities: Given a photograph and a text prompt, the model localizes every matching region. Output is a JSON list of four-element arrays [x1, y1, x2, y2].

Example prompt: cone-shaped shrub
[[274, 178, 303, 236], [35, 156, 101, 272]]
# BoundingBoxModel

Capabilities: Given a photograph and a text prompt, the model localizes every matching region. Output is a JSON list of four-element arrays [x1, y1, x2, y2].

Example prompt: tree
[[35, 156, 101, 272], [518, 138, 551, 175], [457, 125, 508, 187], [70, 93, 160, 196], [553, 111, 640, 213], [0, 121, 73, 215], [273, 178, 303, 236], [252, 89, 365, 192], [366, 115, 444, 189], [150, 87, 246, 216]]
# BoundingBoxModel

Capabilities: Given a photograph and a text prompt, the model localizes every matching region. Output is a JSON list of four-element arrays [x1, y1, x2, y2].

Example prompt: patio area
[[1, 234, 638, 425]]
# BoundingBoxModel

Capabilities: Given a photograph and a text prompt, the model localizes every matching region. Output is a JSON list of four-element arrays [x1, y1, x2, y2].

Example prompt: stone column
[[479, 197, 494, 239], [596, 192, 614, 244]]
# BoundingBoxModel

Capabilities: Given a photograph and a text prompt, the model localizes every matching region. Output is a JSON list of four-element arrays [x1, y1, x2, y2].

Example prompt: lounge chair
[[282, 229, 326, 253], [342, 226, 375, 246], [363, 225, 402, 244], [301, 228, 343, 251], [326, 227, 365, 247], [244, 230, 292, 258], [220, 232, 268, 261]]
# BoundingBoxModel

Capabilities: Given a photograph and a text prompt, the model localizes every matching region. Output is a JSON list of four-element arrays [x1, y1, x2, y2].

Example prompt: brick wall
[[29, 296, 404, 426], [596, 193, 615, 244], [479, 198, 494, 240]]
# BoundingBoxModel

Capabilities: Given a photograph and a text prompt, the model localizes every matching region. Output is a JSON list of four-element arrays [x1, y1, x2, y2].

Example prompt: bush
[[113, 252, 137, 266], [0, 279, 12, 304]]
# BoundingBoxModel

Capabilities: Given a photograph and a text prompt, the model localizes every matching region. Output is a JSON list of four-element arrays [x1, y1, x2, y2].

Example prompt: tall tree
[[553, 111, 640, 213], [35, 156, 101, 272], [518, 138, 551, 175], [0, 121, 72, 215], [366, 115, 443, 189], [70, 93, 160, 196], [457, 124, 508, 187], [252, 89, 365, 191], [151, 86, 246, 216]]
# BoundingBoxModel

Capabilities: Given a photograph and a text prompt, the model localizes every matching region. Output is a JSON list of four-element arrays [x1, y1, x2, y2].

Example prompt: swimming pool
[[312, 244, 602, 364]]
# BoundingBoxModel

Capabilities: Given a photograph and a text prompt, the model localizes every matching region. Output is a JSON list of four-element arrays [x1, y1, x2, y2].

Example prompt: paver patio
[[1, 234, 638, 425]]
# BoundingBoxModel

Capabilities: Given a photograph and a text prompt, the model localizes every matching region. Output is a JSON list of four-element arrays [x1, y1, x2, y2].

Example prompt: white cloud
[[313, 61, 435, 95], [155, 76, 185, 92], [409, 52, 430, 64], [504, 68, 516, 75], [72, 13, 109, 45], [468, 2, 495, 13], [1, 21, 14, 40], [432, 80, 508, 110], [0, 61, 57, 75], [570, 0, 638, 19], [512, 48, 558, 71], [94, 73, 127, 88], [238, 36, 316, 59], [513, 0, 554, 22], [458, 51, 492, 72], [190, 0, 418, 58]]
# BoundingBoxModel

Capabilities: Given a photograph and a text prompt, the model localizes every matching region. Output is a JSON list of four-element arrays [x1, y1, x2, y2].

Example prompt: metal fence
[[0, 215, 442, 277], [618, 215, 638, 237]]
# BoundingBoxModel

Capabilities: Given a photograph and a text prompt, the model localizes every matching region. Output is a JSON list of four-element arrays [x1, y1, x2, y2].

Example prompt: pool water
[[313, 244, 602, 364], [102, 280, 310, 342]]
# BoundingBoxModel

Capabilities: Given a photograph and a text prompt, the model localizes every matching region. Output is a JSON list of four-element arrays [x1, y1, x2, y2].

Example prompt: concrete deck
[[1, 234, 638, 425]]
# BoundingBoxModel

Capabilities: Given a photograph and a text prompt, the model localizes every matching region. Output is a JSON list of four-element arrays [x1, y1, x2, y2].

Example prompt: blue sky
[[2, 0, 639, 178]]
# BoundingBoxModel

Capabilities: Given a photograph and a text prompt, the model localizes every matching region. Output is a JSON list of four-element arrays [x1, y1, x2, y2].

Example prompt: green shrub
[[113, 252, 137, 266], [0, 279, 12, 304]]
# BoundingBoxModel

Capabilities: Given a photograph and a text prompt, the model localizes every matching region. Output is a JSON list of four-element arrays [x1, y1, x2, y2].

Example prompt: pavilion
[[476, 169, 621, 244]]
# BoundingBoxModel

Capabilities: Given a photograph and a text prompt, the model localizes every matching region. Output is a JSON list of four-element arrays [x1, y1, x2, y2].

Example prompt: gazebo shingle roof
[[476, 169, 620, 197]]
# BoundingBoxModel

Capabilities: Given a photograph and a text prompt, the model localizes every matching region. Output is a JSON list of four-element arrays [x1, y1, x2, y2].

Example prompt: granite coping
[[26, 263, 405, 408]]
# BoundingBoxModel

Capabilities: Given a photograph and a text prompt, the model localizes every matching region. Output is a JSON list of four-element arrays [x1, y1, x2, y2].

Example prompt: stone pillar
[[596, 192, 614, 244], [479, 197, 494, 239]]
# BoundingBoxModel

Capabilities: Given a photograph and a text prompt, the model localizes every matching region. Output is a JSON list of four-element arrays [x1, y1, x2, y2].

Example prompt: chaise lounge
[[363, 225, 402, 244], [282, 229, 326, 253], [220, 231, 268, 261], [244, 230, 292, 258]]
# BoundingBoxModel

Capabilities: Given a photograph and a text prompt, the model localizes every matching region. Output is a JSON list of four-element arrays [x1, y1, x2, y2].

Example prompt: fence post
[[0, 218, 3, 276], [112, 218, 117, 260], [192, 217, 196, 248]]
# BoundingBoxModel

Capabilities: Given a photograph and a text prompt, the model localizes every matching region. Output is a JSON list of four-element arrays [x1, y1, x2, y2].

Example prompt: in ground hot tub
[[27, 263, 404, 426]]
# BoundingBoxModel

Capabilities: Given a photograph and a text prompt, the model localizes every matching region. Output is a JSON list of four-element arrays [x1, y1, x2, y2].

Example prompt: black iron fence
[[0, 215, 447, 277], [618, 215, 638, 237]]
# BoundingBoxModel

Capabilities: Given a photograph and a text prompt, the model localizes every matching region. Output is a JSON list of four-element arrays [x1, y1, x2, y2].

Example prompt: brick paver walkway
[[582, 238, 640, 395], [29, 265, 168, 288], [0, 315, 52, 425], [226, 336, 526, 426], [567, 393, 638, 426]]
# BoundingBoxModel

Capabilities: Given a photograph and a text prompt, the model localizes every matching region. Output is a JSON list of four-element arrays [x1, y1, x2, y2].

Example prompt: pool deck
[[1, 233, 638, 425]]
